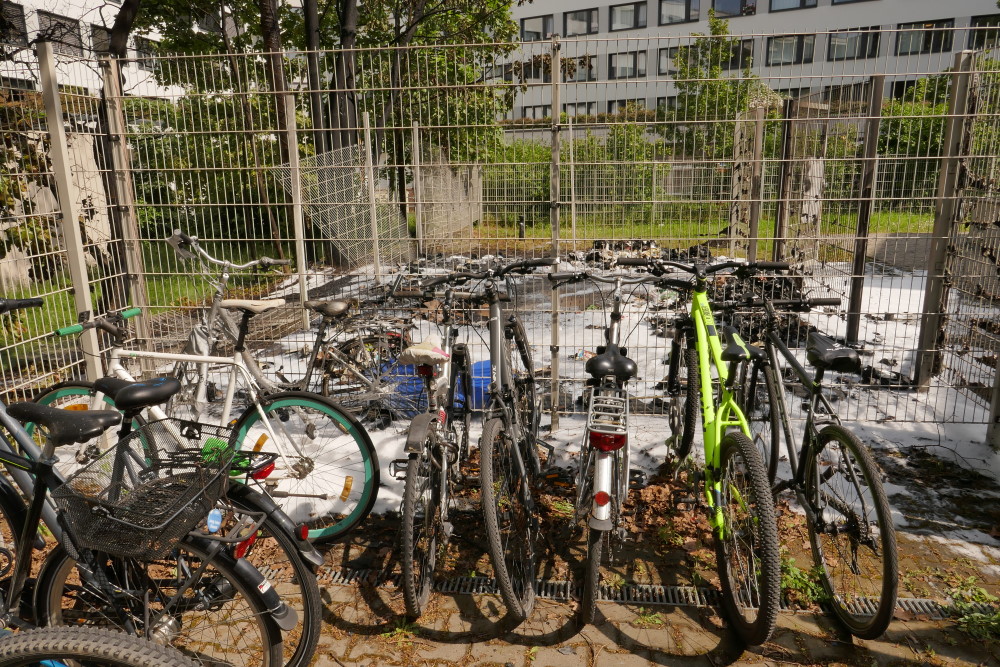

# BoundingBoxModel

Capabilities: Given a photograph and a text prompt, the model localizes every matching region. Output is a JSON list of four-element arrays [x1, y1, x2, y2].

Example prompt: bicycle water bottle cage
[[303, 299, 352, 319], [720, 326, 763, 363], [585, 344, 638, 383], [806, 332, 861, 374]]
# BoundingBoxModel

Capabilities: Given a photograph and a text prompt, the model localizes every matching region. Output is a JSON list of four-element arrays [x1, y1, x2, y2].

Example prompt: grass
[[780, 552, 829, 607], [633, 607, 665, 628]]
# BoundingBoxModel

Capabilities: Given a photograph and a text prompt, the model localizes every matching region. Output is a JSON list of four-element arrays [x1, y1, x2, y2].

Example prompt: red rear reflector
[[298, 524, 310, 540], [417, 365, 434, 377], [251, 461, 275, 480], [234, 532, 258, 559], [589, 431, 626, 452], [594, 491, 612, 507]]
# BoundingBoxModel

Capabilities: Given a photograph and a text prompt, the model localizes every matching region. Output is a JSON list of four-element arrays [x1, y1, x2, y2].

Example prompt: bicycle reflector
[[251, 460, 275, 480], [594, 491, 612, 507], [589, 430, 626, 452], [234, 531, 258, 559]]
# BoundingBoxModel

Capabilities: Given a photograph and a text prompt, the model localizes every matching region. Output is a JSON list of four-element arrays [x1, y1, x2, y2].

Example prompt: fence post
[[411, 122, 424, 257], [772, 99, 795, 261], [38, 42, 101, 382], [747, 105, 766, 263], [567, 115, 577, 247], [846, 75, 884, 345], [362, 112, 382, 280], [549, 35, 562, 432], [101, 57, 151, 348], [916, 51, 974, 389], [284, 93, 310, 330]]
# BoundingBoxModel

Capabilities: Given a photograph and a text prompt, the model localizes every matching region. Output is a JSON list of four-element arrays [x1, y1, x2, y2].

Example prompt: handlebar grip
[[260, 257, 292, 267], [522, 256, 559, 267], [55, 323, 84, 336], [615, 257, 651, 266], [807, 298, 841, 307], [120, 308, 142, 319], [548, 272, 581, 281], [752, 261, 791, 271], [393, 290, 426, 298], [0, 297, 44, 315], [173, 229, 194, 245]]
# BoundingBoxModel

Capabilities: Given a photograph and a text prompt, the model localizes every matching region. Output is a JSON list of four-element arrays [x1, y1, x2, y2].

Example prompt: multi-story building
[[506, 0, 1000, 119]]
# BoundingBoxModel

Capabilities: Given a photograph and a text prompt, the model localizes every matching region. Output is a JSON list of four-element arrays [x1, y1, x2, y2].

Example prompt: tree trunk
[[258, 0, 290, 257]]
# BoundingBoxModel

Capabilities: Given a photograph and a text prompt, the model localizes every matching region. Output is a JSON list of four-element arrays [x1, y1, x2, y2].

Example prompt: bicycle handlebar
[[547, 271, 660, 288], [0, 298, 43, 316], [54, 308, 141, 341], [615, 257, 791, 277], [169, 229, 291, 271]]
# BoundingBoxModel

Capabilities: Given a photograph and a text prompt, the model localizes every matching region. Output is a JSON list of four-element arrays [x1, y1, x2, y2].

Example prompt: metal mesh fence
[[0, 29, 997, 428]]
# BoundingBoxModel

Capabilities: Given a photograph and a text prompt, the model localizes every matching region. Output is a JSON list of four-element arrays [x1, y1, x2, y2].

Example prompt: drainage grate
[[317, 568, 989, 619]]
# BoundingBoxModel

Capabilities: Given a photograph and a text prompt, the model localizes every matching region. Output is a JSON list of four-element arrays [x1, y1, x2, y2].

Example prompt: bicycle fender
[[588, 517, 613, 530], [227, 483, 323, 570], [217, 544, 300, 633], [0, 475, 42, 550], [404, 413, 437, 454]]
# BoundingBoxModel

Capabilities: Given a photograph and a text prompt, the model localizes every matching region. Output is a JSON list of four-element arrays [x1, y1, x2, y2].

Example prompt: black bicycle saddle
[[6, 402, 120, 447], [585, 344, 638, 383], [806, 332, 861, 374], [95, 376, 182, 412]]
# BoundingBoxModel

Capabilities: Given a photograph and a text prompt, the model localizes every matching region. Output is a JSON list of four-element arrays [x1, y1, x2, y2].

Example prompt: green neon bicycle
[[618, 257, 783, 646]]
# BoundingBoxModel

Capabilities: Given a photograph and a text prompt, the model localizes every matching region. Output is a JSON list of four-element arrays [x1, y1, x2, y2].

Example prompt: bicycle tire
[[231, 391, 379, 543], [34, 540, 283, 667], [401, 447, 438, 619], [506, 316, 538, 460], [581, 527, 603, 625], [226, 486, 322, 667], [667, 346, 700, 461], [715, 432, 781, 646], [805, 424, 898, 639], [479, 417, 536, 622], [739, 359, 780, 484], [0, 626, 199, 667]]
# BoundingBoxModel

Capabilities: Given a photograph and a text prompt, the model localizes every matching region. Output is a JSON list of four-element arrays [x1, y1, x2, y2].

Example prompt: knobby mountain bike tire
[[479, 417, 536, 622], [739, 359, 781, 484], [715, 432, 781, 646], [0, 626, 199, 667], [805, 424, 898, 639], [665, 346, 699, 462], [34, 539, 283, 667], [401, 445, 438, 619], [231, 391, 379, 543]]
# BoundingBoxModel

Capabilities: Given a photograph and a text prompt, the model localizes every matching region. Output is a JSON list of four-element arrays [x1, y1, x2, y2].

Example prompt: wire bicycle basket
[[52, 419, 235, 561]]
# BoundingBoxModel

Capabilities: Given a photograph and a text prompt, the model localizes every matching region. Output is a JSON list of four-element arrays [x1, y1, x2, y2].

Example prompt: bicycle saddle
[[94, 376, 182, 412], [720, 326, 764, 363], [585, 344, 637, 383], [806, 332, 861, 374], [6, 402, 120, 447], [220, 298, 286, 315], [303, 299, 351, 319]]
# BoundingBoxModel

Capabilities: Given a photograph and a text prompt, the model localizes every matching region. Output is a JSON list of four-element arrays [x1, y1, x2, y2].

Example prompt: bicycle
[[0, 297, 287, 667], [34, 307, 379, 544], [617, 257, 783, 646], [0, 626, 199, 667], [166, 230, 420, 425], [546, 269, 655, 624], [388, 280, 473, 619], [736, 295, 899, 639]]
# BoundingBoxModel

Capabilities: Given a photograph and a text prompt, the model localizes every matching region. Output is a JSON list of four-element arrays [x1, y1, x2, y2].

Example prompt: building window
[[713, 0, 755, 17], [522, 105, 551, 119], [134, 36, 157, 71], [608, 99, 646, 114], [832, 0, 877, 4], [658, 46, 680, 75], [563, 101, 597, 116], [90, 25, 111, 56], [656, 96, 677, 109], [767, 34, 814, 65], [660, 0, 699, 25], [723, 39, 754, 70], [774, 87, 810, 98], [520, 15, 553, 41], [770, 0, 815, 10], [828, 27, 879, 60], [890, 79, 916, 99], [567, 56, 596, 82], [970, 14, 1000, 50], [37, 11, 83, 56], [564, 9, 598, 36], [610, 2, 646, 31], [520, 58, 550, 82], [896, 19, 954, 56], [0, 2, 27, 47], [608, 50, 647, 79]]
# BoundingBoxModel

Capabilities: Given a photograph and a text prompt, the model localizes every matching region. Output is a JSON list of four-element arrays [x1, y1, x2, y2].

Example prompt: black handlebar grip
[[0, 298, 44, 315], [523, 256, 559, 267], [393, 290, 426, 298], [260, 257, 292, 266], [753, 261, 791, 271], [548, 272, 581, 281], [173, 229, 194, 245], [615, 257, 651, 266], [807, 298, 842, 307]]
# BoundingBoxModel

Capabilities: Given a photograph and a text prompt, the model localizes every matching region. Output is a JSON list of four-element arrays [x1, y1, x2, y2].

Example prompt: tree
[[878, 78, 947, 207]]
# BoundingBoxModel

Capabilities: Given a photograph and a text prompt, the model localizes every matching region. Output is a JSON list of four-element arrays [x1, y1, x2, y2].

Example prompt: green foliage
[[633, 607, 665, 628], [948, 578, 1000, 640], [780, 554, 829, 607]]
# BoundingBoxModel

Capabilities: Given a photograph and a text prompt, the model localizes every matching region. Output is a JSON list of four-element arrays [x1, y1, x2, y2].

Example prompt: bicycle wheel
[[739, 359, 780, 484], [226, 486, 322, 667], [665, 344, 699, 462], [0, 626, 199, 667], [805, 424, 898, 639], [322, 332, 422, 424], [581, 527, 604, 625], [401, 445, 439, 619], [479, 417, 535, 622], [714, 432, 780, 646], [231, 392, 379, 543], [35, 541, 283, 667]]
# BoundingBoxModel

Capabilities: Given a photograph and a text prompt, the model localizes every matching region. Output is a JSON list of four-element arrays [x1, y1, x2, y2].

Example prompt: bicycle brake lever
[[167, 232, 196, 261]]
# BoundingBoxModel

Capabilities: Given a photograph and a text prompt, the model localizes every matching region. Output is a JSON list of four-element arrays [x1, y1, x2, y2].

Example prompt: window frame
[[520, 15, 554, 41], [895, 19, 954, 56], [658, 46, 680, 75], [563, 8, 599, 37], [0, 2, 27, 47], [827, 26, 880, 61], [768, 0, 816, 12], [607, 98, 646, 114], [562, 101, 597, 116], [134, 36, 158, 71], [609, 2, 647, 32], [712, 0, 756, 18], [659, 0, 699, 26], [567, 55, 597, 82], [608, 50, 647, 79], [831, 0, 878, 4], [521, 104, 552, 119], [723, 39, 754, 70], [766, 34, 815, 66], [36, 10, 83, 56], [969, 14, 1000, 50], [90, 24, 111, 56]]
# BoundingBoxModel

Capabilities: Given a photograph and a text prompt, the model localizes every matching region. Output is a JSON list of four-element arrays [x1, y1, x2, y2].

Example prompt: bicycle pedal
[[671, 491, 698, 509], [628, 469, 647, 489], [541, 466, 574, 489], [389, 458, 409, 480]]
